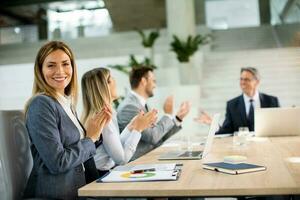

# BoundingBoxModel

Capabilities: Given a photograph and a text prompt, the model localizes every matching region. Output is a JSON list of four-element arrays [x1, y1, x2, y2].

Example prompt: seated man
[[195, 67, 280, 134], [117, 66, 190, 160]]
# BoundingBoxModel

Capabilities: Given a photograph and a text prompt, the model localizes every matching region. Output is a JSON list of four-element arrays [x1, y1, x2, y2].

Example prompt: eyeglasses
[[240, 78, 255, 82]]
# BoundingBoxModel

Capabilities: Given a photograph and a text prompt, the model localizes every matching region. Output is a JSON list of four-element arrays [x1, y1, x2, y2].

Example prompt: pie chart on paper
[[121, 172, 156, 179]]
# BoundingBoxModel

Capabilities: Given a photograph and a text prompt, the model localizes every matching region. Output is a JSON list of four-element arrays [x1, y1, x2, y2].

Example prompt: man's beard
[[146, 88, 154, 98]]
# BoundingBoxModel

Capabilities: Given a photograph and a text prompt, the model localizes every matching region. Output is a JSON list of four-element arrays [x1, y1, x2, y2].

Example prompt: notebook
[[255, 107, 300, 137], [202, 162, 266, 175], [158, 113, 221, 160], [97, 163, 182, 183]]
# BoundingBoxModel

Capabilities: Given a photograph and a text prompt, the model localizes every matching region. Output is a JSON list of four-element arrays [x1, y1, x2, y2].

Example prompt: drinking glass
[[186, 135, 193, 154], [233, 127, 249, 147]]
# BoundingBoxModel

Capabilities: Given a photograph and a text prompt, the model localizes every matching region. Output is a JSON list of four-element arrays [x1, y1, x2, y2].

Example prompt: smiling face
[[240, 70, 259, 97], [42, 49, 73, 95], [144, 71, 156, 98]]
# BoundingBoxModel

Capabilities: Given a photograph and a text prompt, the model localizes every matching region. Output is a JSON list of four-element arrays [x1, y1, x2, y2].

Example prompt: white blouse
[[56, 94, 84, 139], [94, 110, 141, 170]]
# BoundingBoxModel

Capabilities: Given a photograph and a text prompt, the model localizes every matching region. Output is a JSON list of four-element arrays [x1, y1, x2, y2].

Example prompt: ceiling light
[[14, 27, 21, 34]]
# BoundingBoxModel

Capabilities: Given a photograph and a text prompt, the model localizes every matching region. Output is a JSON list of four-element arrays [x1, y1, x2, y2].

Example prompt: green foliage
[[113, 96, 125, 109], [170, 34, 211, 63], [136, 29, 160, 48], [109, 55, 157, 75], [109, 64, 131, 75], [110, 30, 160, 75], [129, 55, 156, 70]]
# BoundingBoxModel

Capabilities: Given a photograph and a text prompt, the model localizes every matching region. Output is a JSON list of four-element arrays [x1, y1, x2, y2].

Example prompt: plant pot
[[144, 47, 154, 64], [178, 60, 200, 85]]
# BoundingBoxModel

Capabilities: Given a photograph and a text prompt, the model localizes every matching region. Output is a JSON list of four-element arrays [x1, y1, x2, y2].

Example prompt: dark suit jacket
[[24, 95, 97, 200], [217, 93, 280, 134]]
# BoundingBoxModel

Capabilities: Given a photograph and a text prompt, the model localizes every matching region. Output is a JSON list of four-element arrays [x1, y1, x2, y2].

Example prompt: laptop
[[158, 113, 221, 160], [255, 107, 300, 137]]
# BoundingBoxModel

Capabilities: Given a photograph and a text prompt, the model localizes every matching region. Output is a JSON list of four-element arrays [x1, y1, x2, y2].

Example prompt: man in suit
[[117, 66, 191, 160], [196, 67, 280, 134]]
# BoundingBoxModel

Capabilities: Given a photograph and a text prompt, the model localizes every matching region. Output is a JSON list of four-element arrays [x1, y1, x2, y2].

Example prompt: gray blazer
[[24, 95, 96, 200], [117, 92, 181, 160]]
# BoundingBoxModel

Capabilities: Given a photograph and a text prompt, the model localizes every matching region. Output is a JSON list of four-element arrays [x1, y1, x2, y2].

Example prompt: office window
[[205, 0, 260, 29]]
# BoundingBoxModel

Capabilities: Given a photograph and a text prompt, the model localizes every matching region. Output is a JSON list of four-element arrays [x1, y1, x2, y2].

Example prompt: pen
[[130, 168, 156, 174]]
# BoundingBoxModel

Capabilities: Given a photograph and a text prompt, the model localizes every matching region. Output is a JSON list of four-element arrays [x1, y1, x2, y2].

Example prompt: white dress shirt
[[94, 109, 142, 170], [243, 91, 261, 116]]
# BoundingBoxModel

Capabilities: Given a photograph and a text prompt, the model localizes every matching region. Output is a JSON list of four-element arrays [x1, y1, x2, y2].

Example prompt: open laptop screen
[[255, 107, 300, 137], [202, 113, 221, 158], [158, 113, 221, 160]]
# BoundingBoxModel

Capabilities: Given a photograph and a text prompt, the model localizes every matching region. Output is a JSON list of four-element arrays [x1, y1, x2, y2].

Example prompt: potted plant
[[170, 34, 211, 84], [170, 34, 210, 63], [109, 55, 157, 75], [136, 29, 160, 64]]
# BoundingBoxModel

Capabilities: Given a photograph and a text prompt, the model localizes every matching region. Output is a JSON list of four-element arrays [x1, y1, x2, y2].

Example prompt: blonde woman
[[81, 68, 157, 174], [24, 41, 111, 199]]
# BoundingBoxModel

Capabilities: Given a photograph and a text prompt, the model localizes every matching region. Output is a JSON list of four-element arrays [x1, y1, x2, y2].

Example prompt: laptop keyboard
[[178, 151, 203, 157]]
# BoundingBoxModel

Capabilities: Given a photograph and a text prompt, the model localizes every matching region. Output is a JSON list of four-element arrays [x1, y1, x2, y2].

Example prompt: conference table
[[78, 136, 300, 197]]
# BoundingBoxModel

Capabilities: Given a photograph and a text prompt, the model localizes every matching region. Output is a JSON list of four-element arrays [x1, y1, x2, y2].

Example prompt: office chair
[[0, 110, 33, 200]]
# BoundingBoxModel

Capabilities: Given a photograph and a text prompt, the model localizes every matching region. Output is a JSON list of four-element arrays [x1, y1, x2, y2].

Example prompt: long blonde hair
[[81, 68, 112, 124], [24, 41, 78, 114]]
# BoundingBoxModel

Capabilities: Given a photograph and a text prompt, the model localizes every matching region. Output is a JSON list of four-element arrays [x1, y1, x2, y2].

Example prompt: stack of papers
[[98, 163, 181, 183]]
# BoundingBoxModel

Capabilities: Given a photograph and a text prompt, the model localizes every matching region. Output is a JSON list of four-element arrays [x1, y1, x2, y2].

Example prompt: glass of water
[[239, 127, 249, 135], [186, 135, 193, 154], [239, 127, 250, 145], [233, 127, 249, 147]]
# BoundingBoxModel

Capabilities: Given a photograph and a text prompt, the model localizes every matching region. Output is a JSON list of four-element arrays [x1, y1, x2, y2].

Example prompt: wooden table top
[[79, 136, 300, 197]]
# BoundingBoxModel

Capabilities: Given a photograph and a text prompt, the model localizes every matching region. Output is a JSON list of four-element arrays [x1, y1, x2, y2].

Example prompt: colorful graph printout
[[121, 172, 156, 179]]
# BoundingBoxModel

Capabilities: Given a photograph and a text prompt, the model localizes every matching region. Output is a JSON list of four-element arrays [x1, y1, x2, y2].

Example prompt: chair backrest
[[0, 110, 33, 200]]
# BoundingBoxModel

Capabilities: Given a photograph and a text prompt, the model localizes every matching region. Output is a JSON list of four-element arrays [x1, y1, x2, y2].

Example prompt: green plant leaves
[[136, 29, 160, 47], [170, 34, 211, 63], [109, 55, 156, 75]]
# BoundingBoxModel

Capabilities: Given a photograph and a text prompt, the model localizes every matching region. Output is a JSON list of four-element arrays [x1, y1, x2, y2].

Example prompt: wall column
[[165, 0, 202, 85], [166, 0, 196, 39]]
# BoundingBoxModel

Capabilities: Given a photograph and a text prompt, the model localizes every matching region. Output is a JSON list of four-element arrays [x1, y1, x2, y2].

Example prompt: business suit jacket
[[117, 92, 181, 160], [24, 95, 97, 200], [217, 92, 280, 134]]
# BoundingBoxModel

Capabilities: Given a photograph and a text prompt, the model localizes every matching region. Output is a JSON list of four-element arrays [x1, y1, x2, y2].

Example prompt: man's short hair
[[130, 66, 154, 89], [241, 67, 260, 80]]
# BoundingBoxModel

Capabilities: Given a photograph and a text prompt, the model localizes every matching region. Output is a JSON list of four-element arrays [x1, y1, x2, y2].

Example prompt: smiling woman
[[29, 41, 78, 104], [23, 41, 112, 199], [41, 49, 73, 95]]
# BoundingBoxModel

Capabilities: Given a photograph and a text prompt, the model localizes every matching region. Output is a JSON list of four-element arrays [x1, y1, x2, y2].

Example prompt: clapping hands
[[163, 95, 174, 114], [175, 101, 191, 121], [163, 95, 191, 122], [128, 109, 158, 132], [85, 104, 113, 142]]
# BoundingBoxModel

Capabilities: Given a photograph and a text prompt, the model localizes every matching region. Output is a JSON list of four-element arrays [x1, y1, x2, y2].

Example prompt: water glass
[[239, 127, 249, 136], [233, 127, 249, 147], [186, 135, 193, 153]]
